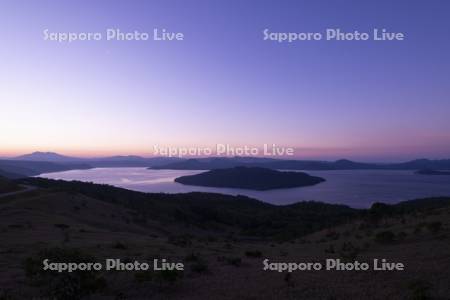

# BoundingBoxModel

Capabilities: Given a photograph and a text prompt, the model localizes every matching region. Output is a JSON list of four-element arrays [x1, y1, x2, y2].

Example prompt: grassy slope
[[0, 178, 449, 299], [0, 176, 22, 193], [18, 177, 360, 239]]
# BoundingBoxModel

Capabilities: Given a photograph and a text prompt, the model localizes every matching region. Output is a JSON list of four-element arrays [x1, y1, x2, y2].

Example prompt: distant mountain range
[[1, 151, 450, 179], [0, 159, 91, 178], [0, 152, 182, 178], [13, 152, 181, 166], [151, 157, 450, 171], [416, 169, 450, 176]]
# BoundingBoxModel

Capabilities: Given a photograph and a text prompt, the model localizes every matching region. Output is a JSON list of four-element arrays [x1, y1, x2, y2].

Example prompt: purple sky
[[1, 0, 449, 161]]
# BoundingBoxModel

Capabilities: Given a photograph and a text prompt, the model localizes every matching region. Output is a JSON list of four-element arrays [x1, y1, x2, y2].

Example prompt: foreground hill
[[18, 177, 355, 238], [0, 178, 449, 299], [175, 167, 325, 190]]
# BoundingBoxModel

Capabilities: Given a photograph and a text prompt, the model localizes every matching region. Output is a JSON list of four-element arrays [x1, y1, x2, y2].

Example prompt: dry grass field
[[0, 180, 449, 299]]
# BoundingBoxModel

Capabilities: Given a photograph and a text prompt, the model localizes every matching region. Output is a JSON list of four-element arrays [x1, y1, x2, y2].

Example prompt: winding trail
[[0, 185, 37, 198]]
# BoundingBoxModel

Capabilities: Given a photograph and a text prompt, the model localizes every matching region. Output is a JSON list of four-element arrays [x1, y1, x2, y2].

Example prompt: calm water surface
[[38, 168, 450, 208]]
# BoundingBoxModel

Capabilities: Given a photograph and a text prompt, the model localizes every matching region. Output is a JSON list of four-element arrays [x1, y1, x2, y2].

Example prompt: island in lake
[[416, 169, 450, 176], [174, 166, 325, 190]]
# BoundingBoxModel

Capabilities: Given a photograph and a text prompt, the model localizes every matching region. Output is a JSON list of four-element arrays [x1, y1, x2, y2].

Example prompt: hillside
[[175, 167, 325, 190], [0, 160, 92, 178], [0, 176, 22, 193], [0, 169, 24, 179], [18, 177, 354, 238], [0, 178, 449, 299]]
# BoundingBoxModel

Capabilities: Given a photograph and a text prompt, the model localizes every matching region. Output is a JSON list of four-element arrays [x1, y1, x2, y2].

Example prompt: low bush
[[156, 269, 183, 285], [190, 260, 209, 273], [338, 242, 359, 260], [184, 253, 199, 262], [112, 242, 127, 250], [245, 250, 262, 258], [24, 247, 106, 300], [134, 271, 153, 283], [374, 231, 395, 244], [426, 221, 442, 233], [225, 257, 242, 267], [408, 279, 431, 300]]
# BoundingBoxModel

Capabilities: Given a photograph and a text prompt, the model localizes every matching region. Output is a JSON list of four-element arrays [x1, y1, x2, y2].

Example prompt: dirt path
[[0, 185, 37, 199]]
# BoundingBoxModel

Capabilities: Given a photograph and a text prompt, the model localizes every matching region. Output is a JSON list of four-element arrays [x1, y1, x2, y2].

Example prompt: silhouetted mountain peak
[[14, 151, 79, 162], [95, 155, 145, 161], [335, 159, 355, 164], [410, 159, 431, 163]]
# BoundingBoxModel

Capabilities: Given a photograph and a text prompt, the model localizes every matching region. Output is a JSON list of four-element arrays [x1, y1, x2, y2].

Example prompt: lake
[[38, 168, 450, 208]]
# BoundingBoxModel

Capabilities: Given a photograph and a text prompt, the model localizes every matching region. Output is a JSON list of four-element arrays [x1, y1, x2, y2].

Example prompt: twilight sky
[[0, 0, 449, 161]]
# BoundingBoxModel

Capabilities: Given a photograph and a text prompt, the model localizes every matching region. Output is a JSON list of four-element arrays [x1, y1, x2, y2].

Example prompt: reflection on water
[[39, 168, 450, 208]]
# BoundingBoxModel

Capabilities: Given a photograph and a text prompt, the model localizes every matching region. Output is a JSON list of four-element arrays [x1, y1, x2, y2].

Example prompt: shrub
[[24, 247, 106, 300], [134, 271, 153, 283], [155, 269, 182, 285], [284, 273, 294, 287], [408, 280, 431, 300], [374, 231, 395, 244], [8, 224, 24, 229], [324, 244, 335, 254], [354, 234, 363, 240], [223, 243, 233, 250], [245, 250, 262, 258], [0, 289, 14, 300], [190, 260, 208, 273], [184, 253, 199, 262], [225, 257, 242, 267], [325, 231, 340, 240], [54, 224, 70, 229], [112, 242, 127, 250], [338, 242, 359, 260], [397, 231, 408, 240], [168, 235, 192, 247], [414, 225, 423, 234], [426, 221, 442, 233]]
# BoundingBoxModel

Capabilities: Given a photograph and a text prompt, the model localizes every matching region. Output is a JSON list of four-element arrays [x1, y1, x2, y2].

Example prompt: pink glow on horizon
[[1, 143, 449, 162]]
